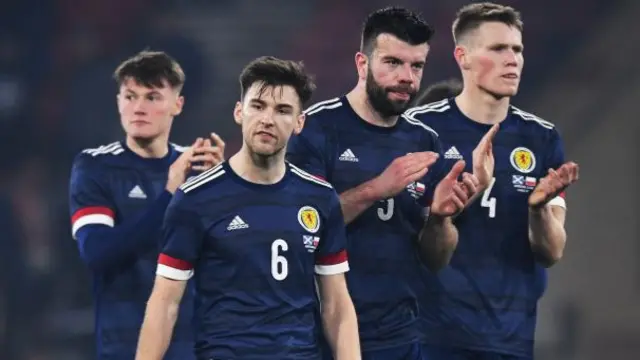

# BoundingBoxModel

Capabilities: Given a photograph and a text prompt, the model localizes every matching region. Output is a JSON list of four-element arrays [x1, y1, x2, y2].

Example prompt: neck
[[346, 81, 399, 128], [125, 135, 170, 158], [229, 146, 287, 185], [455, 85, 511, 125]]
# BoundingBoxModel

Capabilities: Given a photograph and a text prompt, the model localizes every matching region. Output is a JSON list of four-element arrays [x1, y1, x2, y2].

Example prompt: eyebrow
[[124, 89, 163, 96], [380, 55, 425, 65], [490, 43, 523, 51], [249, 98, 295, 109]]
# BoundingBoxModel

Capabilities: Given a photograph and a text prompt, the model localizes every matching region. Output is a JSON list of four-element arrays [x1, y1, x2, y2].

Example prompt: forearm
[[529, 205, 566, 267], [76, 191, 172, 272], [417, 214, 458, 271], [135, 298, 180, 360], [339, 180, 381, 224], [322, 299, 361, 360]]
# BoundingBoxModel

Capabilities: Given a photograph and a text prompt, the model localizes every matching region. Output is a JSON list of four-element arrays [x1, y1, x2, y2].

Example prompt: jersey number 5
[[271, 239, 289, 281], [377, 198, 394, 221], [481, 177, 497, 218]]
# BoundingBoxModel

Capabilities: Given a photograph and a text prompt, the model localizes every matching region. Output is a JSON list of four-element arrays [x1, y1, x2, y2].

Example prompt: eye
[[385, 58, 401, 66]]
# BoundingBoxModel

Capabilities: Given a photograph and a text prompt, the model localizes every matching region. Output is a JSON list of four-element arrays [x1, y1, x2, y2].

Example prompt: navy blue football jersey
[[68, 141, 195, 360], [286, 96, 445, 351], [157, 161, 349, 360], [406, 99, 566, 357]]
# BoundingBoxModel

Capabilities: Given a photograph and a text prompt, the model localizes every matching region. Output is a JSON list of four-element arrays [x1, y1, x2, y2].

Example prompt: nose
[[258, 110, 275, 126], [504, 50, 519, 67], [132, 98, 147, 115], [397, 63, 416, 84]]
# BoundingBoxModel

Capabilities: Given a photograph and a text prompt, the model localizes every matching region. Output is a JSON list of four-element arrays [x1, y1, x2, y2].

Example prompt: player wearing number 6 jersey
[[407, 3, 580, 359], [135, 56, 360, 360]]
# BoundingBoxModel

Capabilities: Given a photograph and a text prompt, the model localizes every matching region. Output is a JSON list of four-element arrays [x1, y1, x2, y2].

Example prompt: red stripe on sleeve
[[158, 253, 193, 270], [316, 249, 348, 265], [71, 206, 114, 223]]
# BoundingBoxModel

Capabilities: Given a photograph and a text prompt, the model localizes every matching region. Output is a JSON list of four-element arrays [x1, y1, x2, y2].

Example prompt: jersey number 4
[[480, 177, 497, 218], [271, 239, 289, 280]]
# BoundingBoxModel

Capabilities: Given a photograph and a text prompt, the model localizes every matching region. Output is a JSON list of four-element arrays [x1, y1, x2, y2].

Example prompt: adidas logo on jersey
[[227, 216, 249, 231], [444, 146, 463, 160], [128, 185, 147, 199], [339, 149, 359, 162]]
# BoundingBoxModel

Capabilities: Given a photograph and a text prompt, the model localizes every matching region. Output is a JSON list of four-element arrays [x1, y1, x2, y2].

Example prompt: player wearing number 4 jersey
[[136, 56, 360, 360], [287, 7, 494, 360], [407, 3, 580, 360]]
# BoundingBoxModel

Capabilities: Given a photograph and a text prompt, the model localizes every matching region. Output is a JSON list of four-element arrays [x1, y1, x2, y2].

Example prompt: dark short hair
[[239, 56, 316, 107], [413, 78, 463, 106], [113, 50, 185, 91], [452, 2, 523, 44], [361, 7, 434, 55]]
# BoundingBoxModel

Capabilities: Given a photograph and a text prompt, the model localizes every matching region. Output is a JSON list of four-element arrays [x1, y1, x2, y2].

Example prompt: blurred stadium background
[[0, 0, 637, 359]]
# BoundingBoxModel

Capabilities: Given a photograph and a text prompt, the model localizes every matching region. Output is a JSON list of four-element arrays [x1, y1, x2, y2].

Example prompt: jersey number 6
[[271, 239, 289, 280], [480, 177, 497, 218]]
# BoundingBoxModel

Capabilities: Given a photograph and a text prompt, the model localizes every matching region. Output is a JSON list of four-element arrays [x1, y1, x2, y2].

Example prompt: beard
[[365, 70, 416, 118], [244, 135, 285, 168]]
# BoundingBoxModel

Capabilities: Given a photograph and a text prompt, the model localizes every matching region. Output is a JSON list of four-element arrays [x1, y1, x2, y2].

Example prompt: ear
[[173, 95, 184, 116], [292, 113, 306, 135], [115, 93, 123, 114], [355, 52, 368, 81], [233, 101, 243, 126], [454, 45, 470, 70]]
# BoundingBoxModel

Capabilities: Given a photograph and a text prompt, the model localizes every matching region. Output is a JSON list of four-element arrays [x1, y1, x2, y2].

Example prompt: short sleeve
[[68, 154, 116, 239], [314, 191, 349, 276], [156, 190, 205, 281], [544, 129, 567, 209], [286, 117, 330, 181]]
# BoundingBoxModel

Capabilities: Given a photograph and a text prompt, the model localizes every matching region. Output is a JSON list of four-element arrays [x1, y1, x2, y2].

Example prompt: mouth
[[501, 73, 519, 80], [255, 131, 276, 140], [388, 91, 411, 101], [130, 120, 150, 126]]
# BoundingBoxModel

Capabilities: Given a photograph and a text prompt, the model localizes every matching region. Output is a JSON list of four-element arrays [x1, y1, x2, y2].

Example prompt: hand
[[472, 124, 499, 190], [370, 152, 440, 199], [528, 161, 579, 209], [430, 160, 479, 217], [191, 132, 225, 171], [166, 137, 223, 194]]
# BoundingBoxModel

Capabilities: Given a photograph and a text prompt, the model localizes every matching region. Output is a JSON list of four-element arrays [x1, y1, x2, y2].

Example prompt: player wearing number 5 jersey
[[407, 3, 580, 359], [287, 7, 493, 360], [135, 56, 360, 360]]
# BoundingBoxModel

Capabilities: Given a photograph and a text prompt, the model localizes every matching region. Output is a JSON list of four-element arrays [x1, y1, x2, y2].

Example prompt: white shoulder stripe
[[181, 163, 224, 186], [401, 115, 439, 137], [180, 164, 226, 193], [289, 164, 332, 189], [405, 100, 450, 118], [304, 97, 341, 114], [82, 142, 125, 157], [305, 101, 343, 116], [511, 106, 554, 129], [171, 143, 188, 153]]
